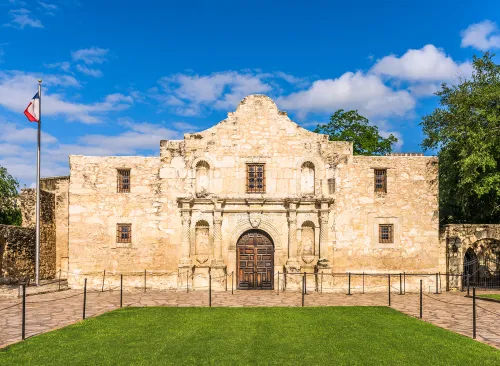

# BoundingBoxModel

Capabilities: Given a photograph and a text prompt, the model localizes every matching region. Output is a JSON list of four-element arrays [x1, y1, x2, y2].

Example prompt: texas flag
[[24, 92, 40, 122]]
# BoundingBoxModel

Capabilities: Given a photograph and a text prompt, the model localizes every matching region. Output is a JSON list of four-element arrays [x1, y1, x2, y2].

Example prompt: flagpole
[[35, 80, 42, 285]]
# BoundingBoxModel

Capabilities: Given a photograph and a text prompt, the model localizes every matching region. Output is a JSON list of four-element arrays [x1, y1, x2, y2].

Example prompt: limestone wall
[[334, 155, 441, 273], [41, 177, 70, 275], [0, 222, 56, 282], [68, 156, 176, 279], [66, 95, 441, 291], [18, 188, 57, 279], [442, 224, 500, 289]]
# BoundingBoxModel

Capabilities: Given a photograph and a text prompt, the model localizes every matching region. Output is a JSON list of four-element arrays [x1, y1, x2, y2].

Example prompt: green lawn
[[1, 307, 499, 365], [478, 294, 500, 301]]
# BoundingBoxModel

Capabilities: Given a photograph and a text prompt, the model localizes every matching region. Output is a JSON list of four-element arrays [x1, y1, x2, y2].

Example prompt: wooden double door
[[237, 230, 274, 290]]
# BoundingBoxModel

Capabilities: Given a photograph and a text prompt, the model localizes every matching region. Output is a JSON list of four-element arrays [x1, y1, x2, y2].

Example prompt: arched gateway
[[236, 229, 274, 290]]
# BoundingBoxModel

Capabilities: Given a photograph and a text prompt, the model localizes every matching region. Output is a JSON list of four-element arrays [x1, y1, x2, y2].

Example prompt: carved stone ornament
[[302, 255, 315, 264], [249, 213, 261, 228], [196, 255, 209, 264]]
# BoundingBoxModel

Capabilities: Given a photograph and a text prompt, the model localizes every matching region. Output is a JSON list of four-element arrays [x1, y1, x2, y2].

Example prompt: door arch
[[237, 229, 274, 290]]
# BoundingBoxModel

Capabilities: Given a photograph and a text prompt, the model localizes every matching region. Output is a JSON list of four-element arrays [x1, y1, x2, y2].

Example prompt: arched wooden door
[[237, 230, 274, 290]]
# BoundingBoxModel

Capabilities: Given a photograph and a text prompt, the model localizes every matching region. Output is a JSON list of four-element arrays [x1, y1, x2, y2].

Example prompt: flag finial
[[38, 79, 42, 83]]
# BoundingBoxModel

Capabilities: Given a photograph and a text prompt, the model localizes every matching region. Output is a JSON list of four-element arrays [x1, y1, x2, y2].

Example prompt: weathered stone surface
[[66, 95, 441, 290], [442, 224, 500, 289]]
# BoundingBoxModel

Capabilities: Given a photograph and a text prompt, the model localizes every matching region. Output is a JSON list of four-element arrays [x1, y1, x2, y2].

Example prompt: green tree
[[315, 109, 398, 156], [0, 165, 22, 226], [421, 52, 500, 224]]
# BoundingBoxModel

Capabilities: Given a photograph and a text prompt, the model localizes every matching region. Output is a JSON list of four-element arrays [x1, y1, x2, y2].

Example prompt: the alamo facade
[[57, 95, 443, 290]]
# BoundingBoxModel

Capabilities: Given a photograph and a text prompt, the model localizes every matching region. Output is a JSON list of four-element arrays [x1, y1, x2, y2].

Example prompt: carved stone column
[[179, 204, 192, 266], [318, 201, 331, 268], [213, 214, 223, 263], [286, 202, 300, 268]]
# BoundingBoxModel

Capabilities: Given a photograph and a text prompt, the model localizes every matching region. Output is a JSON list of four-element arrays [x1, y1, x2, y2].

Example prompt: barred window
[[117, 169, 130, 193], [379, 224, 394, 243], [374, 169, 387, 193], [246, 164, 265, 193], [328, 178, 335, 194], [117, 224, 132, 244]]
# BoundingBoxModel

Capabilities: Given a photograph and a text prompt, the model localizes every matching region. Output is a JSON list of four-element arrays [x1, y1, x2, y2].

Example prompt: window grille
[[117, 169, 130, 193], [117, 224, 132, 244], [374, 169, 387, 193], [379, 224, 394, 243], [246, 164, 265, 193]]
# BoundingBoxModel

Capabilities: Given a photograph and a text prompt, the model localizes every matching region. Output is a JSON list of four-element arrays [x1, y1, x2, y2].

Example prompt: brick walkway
[[1, 289, 499, 349]]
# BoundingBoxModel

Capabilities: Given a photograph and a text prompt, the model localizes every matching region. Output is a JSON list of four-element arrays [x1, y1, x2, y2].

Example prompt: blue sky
[[1, 0, 500, 186]]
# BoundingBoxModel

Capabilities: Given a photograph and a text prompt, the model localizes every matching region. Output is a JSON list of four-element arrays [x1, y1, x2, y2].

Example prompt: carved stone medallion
[[249, 213, 261, 228]]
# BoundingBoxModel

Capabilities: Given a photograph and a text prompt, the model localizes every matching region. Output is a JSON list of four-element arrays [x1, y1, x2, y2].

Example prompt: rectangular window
[[246, 164, 265, 193], [328, 178, 335, 194], [379, 224, 394, 243], [117, 169, 130, 193], [374, 169, 387, 193], [116, 224, 132, 244]]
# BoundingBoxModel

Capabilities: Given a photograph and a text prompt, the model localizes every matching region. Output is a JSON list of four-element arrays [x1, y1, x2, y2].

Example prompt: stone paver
[[1, 289, 499, 349]]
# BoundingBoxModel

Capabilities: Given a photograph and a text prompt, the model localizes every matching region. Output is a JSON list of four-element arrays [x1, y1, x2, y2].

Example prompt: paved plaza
[[1, 289, 500, 350]]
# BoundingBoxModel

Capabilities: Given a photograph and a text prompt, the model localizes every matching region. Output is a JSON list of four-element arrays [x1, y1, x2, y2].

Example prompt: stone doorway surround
[[176, 197, 333, 291]]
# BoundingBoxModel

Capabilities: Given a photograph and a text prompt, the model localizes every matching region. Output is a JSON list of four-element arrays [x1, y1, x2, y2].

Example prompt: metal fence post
[[362, 272, 365, 294], [321, 272, 323, 294], [388, 274, 391, 306], [467, 276, 470, 296], [209, 273, 212, 307], [399, 273, 402, 295], [83, 278, 87, 320], [277, 271, 280, 295], [472, 287, 476, 339], [22, 284, 26, 340], [435, 273, 439, 294], [101, 269, 105, 292], [419, 280, 423, 319], [231, 271, 234, 295], [120, 274, 123, 308], [58, 269, 62, 291], [302, 273, 305, 307], [144, 270, 147, 293], [304, 272, 307, 294], [187, 271, 189, 293], [347, 272, 351, 295], [225, 272, 228, 291], [403, 272, 406, 294]]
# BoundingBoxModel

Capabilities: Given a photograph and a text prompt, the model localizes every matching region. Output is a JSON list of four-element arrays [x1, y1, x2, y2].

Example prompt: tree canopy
[[315, 109, 398, 156], [421, 52, 500, 224], [0, 165, 22, 226]]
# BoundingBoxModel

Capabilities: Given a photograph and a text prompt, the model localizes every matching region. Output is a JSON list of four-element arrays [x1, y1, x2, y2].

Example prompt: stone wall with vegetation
[[0, 183, 61, 282], [0, 223, 56, 282]]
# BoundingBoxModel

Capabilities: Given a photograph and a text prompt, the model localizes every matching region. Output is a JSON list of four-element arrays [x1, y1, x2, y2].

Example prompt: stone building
[[62, 94, 443, 291]]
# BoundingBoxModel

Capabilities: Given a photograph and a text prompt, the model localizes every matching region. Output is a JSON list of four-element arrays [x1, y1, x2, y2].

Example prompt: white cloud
[[0, 119, 57, 145], [171, 121, 199, 132], [44, 61, 71, 72], [4, 8, 43, 29], [0, 118, 184, 184], [408, 83, 441, 97], [155, 70, 313, 116], [76, 64, 103, 77], [276, 71, 415, 118], [370, 44, 472, 82], [0, 71, 133, 124], [38, 1, 57, 10], [461, 20, 500, 50], [380, 130, 404, 151], [71, 47, 109, 65]]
